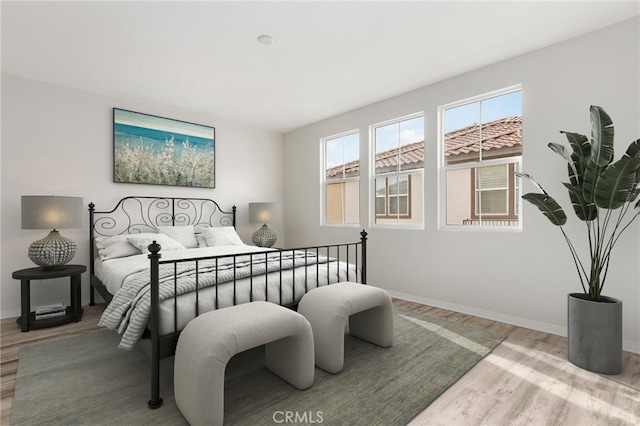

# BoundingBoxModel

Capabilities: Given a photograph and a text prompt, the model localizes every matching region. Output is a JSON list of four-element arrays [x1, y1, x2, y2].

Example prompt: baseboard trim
[[1, 308, 21, 320], [387, 289, 640, 354]]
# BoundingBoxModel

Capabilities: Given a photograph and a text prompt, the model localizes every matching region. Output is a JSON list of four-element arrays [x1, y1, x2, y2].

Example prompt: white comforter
[[95, 245, 273, 295], [98, 245, 356, 350]]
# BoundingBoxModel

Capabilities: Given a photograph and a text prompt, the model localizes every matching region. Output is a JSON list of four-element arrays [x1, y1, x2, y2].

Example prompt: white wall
[[1, 74, 284, 318], [283, 18, 640, 352]]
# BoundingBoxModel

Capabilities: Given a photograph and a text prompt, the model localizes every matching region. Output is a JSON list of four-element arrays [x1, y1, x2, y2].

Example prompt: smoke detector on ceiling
[[257, 35, 274, 45]]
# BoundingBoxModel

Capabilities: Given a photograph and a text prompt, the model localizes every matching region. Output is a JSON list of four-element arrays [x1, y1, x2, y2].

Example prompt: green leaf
[[590, 105, 615, 167], [624, 139, 640, 200], [548, 142, 580, 184], [560, 132, 589, 185], [629, 185, 640, 203], [596, 158, 640, 208], [595, 140, 640, 208], [522, 193, 567, 226], [563, 182, 598, 221], [582, 159, 602, 204], [625, 138, 640, 159], [563, 131, 590, 156], [514, 171, 549, 195], [548, 142, 571, 162]]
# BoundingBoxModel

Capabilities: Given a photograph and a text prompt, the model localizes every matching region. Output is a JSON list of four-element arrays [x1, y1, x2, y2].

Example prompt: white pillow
[[127, 234, 187, 254], [97, 240, 140, 260], [156, 225, 198, 248], [96, 233, 154, 249], [202, 226, 244, 246], [95, 233, 158, 260]]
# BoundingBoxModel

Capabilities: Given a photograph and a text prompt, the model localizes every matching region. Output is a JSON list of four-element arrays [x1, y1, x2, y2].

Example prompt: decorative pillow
[[127, 234, 187, 254], [202, 226, 244, 246], [95, 233, 158, 260], [156, 225, 198, 248], [96, 233, 153, 249], [194, 223, 211, 247], [97, 240, 141, 260], [196, 234, 208, 248], [193, 223, 211, 234]]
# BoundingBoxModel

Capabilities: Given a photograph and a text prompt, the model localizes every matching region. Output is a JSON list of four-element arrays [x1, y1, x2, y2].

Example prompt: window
[[372, 114, 424, 226], [440, 87, 522, 229], [376, 175, 410, 217], [322, 131, 359, 225]]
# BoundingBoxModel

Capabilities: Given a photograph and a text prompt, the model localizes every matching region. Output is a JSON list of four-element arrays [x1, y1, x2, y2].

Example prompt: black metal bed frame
[[88, 196, 237, 305], [88, 196, 367, 409]]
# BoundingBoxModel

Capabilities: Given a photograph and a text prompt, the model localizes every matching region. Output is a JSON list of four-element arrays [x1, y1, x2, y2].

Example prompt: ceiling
[[2, 1, 639, 133]]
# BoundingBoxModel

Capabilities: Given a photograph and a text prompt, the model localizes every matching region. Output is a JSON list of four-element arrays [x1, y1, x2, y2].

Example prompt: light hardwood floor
[[398, 299, 640, 426], [1, 300, 638, 425]]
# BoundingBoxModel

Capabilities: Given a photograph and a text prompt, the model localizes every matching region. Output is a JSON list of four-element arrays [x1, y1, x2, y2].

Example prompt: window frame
[[471, 161, 519, 219], [376, 174, 412, 219], [438, 85, 523, 232], [370, 112, 425, 230], [320, 129, 360, 227]]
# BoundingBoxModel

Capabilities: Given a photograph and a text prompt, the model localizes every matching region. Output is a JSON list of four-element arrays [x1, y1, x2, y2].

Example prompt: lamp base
[[28, 230, 77, 269], [252, 224, 277, 248]]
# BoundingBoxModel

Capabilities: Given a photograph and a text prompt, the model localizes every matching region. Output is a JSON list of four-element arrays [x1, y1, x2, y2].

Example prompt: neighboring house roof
[[327, 158, 361, 179], [326, 116, 522, 177], [445, 116, 522, 163], [375, 141, 424, 174]]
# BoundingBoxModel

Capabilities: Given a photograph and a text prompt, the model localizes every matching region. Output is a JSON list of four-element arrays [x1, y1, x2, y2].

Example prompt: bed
[[88, 196, 367, 408]]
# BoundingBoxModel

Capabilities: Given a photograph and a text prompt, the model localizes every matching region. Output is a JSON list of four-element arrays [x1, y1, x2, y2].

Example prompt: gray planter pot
[[568, 293, 622, 375]]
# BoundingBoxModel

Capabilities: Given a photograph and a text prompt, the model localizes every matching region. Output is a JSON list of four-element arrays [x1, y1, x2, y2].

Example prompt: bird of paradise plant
[[516, 106, 640, 301]]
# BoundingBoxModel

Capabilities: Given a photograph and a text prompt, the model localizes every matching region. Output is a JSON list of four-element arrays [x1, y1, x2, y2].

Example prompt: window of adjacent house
[[322, 131, 360, 225], [372, 114, 424, 227], [440, 86, 522, 229]]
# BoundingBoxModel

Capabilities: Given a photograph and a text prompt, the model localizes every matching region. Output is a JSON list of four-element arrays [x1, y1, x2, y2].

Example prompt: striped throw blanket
[[99, 250, 331, 350]]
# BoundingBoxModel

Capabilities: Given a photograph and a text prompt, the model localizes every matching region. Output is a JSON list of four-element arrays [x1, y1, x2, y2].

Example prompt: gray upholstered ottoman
[[174, 301, 314, 426], [298, 282, 393, 374]]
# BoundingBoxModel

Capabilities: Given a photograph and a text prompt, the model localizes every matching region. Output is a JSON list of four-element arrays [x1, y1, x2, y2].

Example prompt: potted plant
[[516, 105, 639, 374]]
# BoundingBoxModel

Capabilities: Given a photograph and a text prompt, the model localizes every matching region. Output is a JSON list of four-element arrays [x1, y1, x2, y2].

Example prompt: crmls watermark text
[[272, 411, 324, 424]]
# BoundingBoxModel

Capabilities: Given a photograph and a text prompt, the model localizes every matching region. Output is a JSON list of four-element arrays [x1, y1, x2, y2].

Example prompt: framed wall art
[[113, 108, 215, 188]]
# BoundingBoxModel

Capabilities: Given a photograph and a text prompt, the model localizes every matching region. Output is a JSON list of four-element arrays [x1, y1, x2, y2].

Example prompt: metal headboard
[[88, 196, 236, 266], [86, 195, 237, 306], [89, 196, 236, 237]]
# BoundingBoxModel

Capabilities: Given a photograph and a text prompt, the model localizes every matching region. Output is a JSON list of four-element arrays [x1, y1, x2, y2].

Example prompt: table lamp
[[249, 202, 281, 247], [21, 195, 84, 270]]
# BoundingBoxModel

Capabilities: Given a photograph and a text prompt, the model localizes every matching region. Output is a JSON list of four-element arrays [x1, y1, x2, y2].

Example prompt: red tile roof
[[327, 158, 361, 178], [374, 141, 424, 174], [326, 116, 522, 177], [445, 116, 522, 162]]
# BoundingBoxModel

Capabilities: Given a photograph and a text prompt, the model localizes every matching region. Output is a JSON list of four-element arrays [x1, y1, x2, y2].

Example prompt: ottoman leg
[[175, 340, 228, 426], [350, 300, 394, 348], [311, 315, 348, 374], [266, 326, 315, 389]]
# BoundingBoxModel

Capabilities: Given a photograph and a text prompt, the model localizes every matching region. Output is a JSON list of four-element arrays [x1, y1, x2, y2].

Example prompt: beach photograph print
[[114, 108, 215, 188]]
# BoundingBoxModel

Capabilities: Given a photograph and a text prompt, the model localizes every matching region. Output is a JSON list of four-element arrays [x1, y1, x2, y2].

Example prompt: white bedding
[[95, 245, 274, 295], [97, 244, 358, 350]]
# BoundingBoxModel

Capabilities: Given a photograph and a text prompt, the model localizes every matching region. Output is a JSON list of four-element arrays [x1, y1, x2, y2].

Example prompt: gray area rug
[[12, 307, 504, 425]]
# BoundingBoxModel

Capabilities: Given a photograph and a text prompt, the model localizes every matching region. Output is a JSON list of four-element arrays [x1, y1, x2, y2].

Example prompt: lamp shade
[[249, 202, 281, 224], [22, 196, 84, 230]]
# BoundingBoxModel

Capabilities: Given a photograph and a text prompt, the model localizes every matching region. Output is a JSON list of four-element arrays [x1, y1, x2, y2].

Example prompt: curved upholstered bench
[[298, 282, 393, 374], [174, 301, 314, 426]]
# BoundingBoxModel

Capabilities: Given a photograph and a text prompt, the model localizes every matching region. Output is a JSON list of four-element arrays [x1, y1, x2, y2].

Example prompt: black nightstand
[[12, 264, 86, 332]]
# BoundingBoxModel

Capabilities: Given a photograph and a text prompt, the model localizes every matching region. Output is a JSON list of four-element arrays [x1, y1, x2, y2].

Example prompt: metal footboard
[[146, 230, 368, 408]]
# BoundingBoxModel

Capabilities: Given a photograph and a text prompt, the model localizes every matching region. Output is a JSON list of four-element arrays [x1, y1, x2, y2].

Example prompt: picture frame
[[113, 108, 215, 188]]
